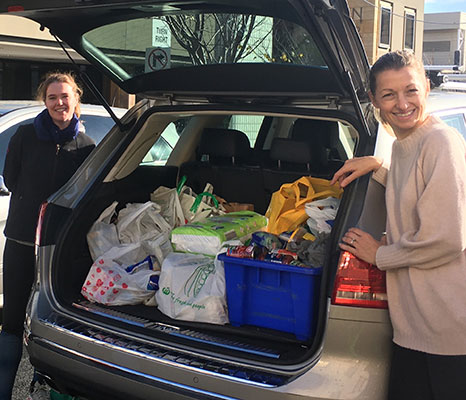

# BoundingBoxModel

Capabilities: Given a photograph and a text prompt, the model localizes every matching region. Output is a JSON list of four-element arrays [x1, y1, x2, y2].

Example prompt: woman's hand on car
[[339, 227, 383, 265], [330, 156, 383, 188]]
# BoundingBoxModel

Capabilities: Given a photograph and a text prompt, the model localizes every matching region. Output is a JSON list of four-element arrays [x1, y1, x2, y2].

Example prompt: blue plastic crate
[[218, 253, 322, 341]]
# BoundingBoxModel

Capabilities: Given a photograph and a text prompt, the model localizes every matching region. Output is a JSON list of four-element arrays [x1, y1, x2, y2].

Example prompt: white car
[[0, 102, 179, 315], [428, 90, 466, 136]]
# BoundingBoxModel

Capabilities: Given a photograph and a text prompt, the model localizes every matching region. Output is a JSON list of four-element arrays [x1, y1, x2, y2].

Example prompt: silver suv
[[3, 1, 464, 400]]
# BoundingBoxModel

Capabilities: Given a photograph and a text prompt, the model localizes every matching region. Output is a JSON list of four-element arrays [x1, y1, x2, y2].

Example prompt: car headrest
[[269, 138, 312, 166], [291, 118, 339, 148], [198, 128, 251, 163]]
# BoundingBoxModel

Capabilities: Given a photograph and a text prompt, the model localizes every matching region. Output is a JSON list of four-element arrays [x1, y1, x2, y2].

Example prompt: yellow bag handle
[[266, 176, 343, 234], [281, 176, 342, 208]]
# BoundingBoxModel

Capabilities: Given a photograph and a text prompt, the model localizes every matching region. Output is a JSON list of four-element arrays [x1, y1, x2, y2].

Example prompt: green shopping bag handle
[[176, 175, 187, 195], [190, 192, 219, 213]]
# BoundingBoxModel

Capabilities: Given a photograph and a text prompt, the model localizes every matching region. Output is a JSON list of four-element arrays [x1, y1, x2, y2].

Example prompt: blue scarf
[[34, 109, 80, 145]]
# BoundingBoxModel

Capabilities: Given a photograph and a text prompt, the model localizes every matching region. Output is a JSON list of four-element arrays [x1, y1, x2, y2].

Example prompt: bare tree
[[163, 13, 324, 66], [272, 20, 324, 65]]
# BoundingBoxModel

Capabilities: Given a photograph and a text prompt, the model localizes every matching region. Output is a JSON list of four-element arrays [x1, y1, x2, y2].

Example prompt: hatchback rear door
[[2, 0, 371, 112]]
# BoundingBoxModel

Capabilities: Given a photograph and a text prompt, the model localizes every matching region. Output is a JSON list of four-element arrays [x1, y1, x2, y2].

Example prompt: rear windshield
[[83, 12, 326, 80]]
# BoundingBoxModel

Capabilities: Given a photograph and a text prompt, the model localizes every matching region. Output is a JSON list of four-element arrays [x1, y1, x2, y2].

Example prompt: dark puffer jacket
[[3, 123, 95, 243]]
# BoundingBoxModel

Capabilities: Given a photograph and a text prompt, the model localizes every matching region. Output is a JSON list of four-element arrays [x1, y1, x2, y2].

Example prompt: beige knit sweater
[[373, 115, 466, 355]]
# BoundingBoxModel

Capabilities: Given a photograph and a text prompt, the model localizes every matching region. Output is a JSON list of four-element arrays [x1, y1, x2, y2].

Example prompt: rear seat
[[262, 138, 313, 198], [179, 119, 343, 216], [179, 128, 268, 214], [262, 119, 344, 205], [289, 118, 344, 175]]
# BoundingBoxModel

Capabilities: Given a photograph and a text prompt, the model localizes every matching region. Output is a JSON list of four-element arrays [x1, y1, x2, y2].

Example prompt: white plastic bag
[[87, 201, 120, 261], [150, 186, 185, 228], [305, 197, 340, 235], [81, 254, 160, 306], [140, 232, 173, 268], [117, 201, 172, 243], [155, 252, 228, 324], [101, 242, 148, 267]]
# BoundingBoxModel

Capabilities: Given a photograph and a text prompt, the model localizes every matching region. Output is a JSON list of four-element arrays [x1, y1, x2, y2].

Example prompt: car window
[[228, 115, 264, 146], [83, 13, 326, 81], [142, 137, 173, 166], [338, 123, 357, 159], [438, 113, 466, 138], [0, 117, 34, 175], [80, 114, 117, 144], [141, 122, 181, 166]]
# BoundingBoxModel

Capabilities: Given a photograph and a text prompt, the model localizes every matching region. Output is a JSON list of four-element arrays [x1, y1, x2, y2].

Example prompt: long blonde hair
[[36, 72, 83, 118]]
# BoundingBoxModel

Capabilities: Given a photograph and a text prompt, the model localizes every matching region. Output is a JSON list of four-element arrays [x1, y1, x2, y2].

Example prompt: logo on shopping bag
[[162, 287, 171, 295], [184, 262, 215, 297]]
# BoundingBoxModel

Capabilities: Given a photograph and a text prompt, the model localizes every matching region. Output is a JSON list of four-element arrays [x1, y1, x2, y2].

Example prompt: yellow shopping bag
[[265, 176, 343, 234]]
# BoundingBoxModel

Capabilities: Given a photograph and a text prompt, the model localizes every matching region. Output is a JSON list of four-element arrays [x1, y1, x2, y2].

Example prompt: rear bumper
[[26, 303, 392, 400], [27, 335, 238, 400]]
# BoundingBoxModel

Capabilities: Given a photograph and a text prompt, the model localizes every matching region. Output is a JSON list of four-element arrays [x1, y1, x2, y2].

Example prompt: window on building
[[404, 9, 416, 50], [379, 2, 392, 48], [423, 41, 451, 52]]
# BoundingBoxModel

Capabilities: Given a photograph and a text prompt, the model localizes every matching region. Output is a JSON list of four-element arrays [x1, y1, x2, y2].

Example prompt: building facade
[[348, 0, 424, 64], [0, 15, 134, 107], [423, 12, 466, 71]]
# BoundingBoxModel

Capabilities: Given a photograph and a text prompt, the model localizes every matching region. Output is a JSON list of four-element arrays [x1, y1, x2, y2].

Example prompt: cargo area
[[49, 111, 359, 365]]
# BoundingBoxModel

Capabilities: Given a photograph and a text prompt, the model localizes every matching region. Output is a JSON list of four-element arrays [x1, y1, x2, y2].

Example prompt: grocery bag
[[155, 252, 228, 324], [87, 201, 120, 261], [150, 186, 185, 228], [86, 200, 173, 280], [177, 178, 225, 223], [215, 195, 254, 213], [117, 201, 171, 243], [266, 176, 342, 234], [305, 197, 341, 235], [81, 254, 160, 306]]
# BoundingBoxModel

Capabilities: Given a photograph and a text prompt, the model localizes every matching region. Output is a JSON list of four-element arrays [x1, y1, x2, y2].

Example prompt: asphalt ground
[[13, 345, 34, 400]]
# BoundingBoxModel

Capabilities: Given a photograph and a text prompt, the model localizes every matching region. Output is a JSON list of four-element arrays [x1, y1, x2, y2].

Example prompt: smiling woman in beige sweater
[[332, 50, 466, 400]]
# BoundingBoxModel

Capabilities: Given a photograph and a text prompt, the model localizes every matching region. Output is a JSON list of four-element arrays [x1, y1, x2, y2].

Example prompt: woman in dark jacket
[[0, 72, 95, 399]]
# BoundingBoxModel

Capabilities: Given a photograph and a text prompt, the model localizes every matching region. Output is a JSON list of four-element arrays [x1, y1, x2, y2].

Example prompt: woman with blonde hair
[[332, 49, 466, 399], [0, 72, 95, 399]]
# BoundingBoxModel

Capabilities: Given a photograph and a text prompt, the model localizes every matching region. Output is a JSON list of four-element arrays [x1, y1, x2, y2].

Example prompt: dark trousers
[[388, 342, 466, 400], [0, 239, 35, 399], [2, 239, 35, 337]]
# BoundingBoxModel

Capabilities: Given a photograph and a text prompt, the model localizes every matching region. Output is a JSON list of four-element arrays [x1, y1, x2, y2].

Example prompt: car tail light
[[35, 202, 48, 247], [7, 5, 24, 11], [332, 251, 388, 308]]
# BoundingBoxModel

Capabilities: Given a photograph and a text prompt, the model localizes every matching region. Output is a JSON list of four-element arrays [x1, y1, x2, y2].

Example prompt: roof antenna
[[50, 31, 125, 131]]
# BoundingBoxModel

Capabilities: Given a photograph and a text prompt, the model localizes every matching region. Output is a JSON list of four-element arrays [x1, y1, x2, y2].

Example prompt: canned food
[[226, 245, 256, 259], [269, 249, 298, 260]]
